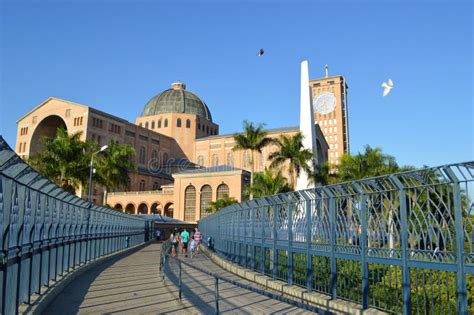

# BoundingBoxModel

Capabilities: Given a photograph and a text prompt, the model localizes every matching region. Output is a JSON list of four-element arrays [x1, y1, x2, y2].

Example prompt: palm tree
[[268, 132, 313, 189], [207, 196, 238, 213], [28, 128, 89, 194], [95, 140, 136, 205], [308, 161, 339, 186], [245, 168, 292, 199], [233, 121, 273, 199]]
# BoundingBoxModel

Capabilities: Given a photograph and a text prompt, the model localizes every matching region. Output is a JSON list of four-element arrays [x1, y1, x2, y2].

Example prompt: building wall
[[107, 190, 174, 216], [310, 75, 349, 166]]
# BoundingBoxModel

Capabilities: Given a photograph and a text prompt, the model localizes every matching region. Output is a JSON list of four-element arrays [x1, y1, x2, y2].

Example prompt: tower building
[[310, 66, 350, 166]]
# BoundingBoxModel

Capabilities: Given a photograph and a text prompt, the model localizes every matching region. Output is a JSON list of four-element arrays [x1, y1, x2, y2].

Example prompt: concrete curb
[[20, 241, 153, 315], [202, 246, 387, 315]]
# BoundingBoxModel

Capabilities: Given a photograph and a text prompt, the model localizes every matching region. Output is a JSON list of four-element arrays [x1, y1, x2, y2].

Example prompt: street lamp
[[88, 145, 108, 202]]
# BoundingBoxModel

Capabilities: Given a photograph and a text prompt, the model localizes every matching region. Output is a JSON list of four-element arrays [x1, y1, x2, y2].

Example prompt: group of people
[[169, 227, 202, 258]]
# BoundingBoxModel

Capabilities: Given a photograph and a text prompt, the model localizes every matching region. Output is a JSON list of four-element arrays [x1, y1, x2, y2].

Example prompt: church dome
[[141, 82, 212, 121]]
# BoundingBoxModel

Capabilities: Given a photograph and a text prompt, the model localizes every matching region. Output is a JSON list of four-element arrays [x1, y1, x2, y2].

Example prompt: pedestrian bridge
[[0, 136, 473, 314]]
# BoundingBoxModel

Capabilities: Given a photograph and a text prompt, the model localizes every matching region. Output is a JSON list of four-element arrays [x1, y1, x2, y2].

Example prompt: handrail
[[159, 240, 331, 314]]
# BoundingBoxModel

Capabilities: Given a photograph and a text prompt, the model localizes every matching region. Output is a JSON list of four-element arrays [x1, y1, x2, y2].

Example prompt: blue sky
[[1, 0, 472, 168]]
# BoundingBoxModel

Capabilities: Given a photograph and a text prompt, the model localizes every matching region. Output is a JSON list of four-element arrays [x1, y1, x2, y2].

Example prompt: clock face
[[313, 92, 336, 115]]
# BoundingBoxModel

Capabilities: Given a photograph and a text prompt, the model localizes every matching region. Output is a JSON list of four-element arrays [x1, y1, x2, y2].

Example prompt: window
[[145, 121, 149, 129], [151, 121, 155, 129], [334, 126, 337, 133], [200, 185, 212, 219], [153, 182, 159, 190], [226, 152, 233, 166], [139, 146, 146, 164], [197, 155, 204, 166], [152, 149, 157, 159], [216, 184, 229, 200], [186, 119, 191, 128], [184, 185, 196, 222], [158, 120, 162, 128], [164, 119, 168, 127], [177, 118, 182, 127], [198, 122, 201, 130], [163, 152, 169, 164], [212, 154, 218, 166], [206, 126, 209, 134], [139, 180, 146, 191]]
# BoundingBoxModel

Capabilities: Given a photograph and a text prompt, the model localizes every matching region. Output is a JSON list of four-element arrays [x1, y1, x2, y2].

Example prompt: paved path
[[44, 243, 311, 314]]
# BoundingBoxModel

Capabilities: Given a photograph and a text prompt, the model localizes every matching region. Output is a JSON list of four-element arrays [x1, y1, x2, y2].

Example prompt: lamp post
[[88, 145, 108, 202]]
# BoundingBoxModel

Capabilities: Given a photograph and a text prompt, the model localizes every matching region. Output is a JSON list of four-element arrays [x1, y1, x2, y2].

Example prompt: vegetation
[[28, 127, 135, 201], [207, 195, 239, 213], [268, 132, 313, 189], [245, 168, 291, 199], [233, 121, 273, 200]]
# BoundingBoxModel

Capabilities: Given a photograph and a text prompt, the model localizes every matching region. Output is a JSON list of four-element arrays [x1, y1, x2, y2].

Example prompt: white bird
[[381, 79, 394, 97], [257, 48, 265, 57]]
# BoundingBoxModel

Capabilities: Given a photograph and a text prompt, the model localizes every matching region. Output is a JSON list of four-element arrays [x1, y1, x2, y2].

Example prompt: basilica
[[16, 73, 348, 223]]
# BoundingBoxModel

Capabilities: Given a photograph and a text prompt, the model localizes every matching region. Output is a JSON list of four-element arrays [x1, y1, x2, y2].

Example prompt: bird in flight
[[381, 79, 394, 97], [257, 48, 265, 57]]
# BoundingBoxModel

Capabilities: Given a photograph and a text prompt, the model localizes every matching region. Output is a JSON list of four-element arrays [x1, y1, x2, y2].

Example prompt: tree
[[95, 140, 136, 205], [308, 161, 339, 186], [207, 196, 239, 213], [268, 132, 313, 189], [28, 128, 89, 194], [233, 121, 273, 200], [245, 168, 292, 199]]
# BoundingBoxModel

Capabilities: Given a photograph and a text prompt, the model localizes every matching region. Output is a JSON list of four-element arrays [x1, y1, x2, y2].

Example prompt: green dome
[[141, 82, 212, 121]]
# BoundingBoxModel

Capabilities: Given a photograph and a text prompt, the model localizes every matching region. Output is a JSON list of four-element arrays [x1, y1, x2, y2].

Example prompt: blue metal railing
[[0, 136, 152, 314], [199, 162, 474, 314]]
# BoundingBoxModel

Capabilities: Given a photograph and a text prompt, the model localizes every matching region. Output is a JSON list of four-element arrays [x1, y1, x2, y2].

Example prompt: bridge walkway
[[43, 243, 311, 314]]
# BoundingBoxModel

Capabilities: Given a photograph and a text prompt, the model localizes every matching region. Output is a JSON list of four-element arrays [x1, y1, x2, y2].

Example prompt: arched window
[[145, 121, 149, 129], [177, 118, 182, 127], [217, 183, 229, 200], [152, 182, 159, 190], [139, 146, 146, 164], [184, 185, 196, 222], [197, 155, 204, 166], [198, 122, 201, 130], [226, 152, 234, 166], [206, 125, 209, 134], [158, 120, 162, 128], [212, 154, 218, 166], [139, 180, 146, 191], [186, 119, 191, 128], [151, 121, 155, 129], [164, 118, 168, 127], [200, 185, 212, 219]]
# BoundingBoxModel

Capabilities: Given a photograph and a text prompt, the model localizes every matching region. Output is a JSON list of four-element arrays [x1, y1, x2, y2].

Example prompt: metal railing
[[159, 241, 329, 314], [0, 136, 153, 314], [199, 162, 474, 314]]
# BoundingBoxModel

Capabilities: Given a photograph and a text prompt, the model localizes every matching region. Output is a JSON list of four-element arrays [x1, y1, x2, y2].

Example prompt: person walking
[[180, 228, 190, 257], [189, 235, 197, 258], [193, 227, 202, 254], [155, 229, 161, 242], [170, 229, 179, 257]]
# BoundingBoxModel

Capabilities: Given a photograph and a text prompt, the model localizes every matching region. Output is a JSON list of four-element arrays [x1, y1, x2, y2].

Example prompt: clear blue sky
[[1, 0, 472, 168]]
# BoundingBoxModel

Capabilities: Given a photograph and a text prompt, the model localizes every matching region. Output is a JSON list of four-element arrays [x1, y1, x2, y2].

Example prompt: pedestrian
[[170, 229, 179, 257], [181, 228, 190, 257], [189, 235, 197, 258], [155, 229, 161, 242], [193, 227, 202, 253]]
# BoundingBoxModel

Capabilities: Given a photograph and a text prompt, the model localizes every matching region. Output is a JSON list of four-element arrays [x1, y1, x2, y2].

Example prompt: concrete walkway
[[43, 243, 311, 314]]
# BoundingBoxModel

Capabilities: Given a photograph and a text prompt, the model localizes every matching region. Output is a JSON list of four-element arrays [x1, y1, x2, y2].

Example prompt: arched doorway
[[114, 203, 123, 211], [151, 202, 162, 215], [164, 202, 174, 218], [184, 185, 196, 222], [125, 203, 135, 214], [30, 115, 67, 156], [138, 203, 148, 214]]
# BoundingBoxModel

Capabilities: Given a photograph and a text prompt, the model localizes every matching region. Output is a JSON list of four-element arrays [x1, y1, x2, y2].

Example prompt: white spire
[[325, 64, 329, 78], [296, 60, 317, 191]]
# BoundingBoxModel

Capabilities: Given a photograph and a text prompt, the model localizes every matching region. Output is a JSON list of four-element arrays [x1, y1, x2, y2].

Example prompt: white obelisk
[[295, 60, 317, 191]]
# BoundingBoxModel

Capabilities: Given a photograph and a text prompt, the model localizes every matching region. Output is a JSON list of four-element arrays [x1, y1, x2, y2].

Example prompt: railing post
[[305, 197, 313, 292], [353, 183, 368, 310], [272, 204, 278, 280], [178, 260, 182, 300], [287, 202, 293, 285], [390, 176, 411, 315], [261, 205, 265, 274], [214, 277, 219, 315], [444, 168, 468, 314], [324, 187, 337, 300], [251, 206, 255, 271]]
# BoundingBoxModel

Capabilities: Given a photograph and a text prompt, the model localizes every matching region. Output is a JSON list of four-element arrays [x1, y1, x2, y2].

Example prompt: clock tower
[[310, 68, 349, 167]]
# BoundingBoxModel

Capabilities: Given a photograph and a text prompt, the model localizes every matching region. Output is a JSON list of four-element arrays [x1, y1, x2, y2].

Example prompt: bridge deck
[[44, 243, 311, 314]]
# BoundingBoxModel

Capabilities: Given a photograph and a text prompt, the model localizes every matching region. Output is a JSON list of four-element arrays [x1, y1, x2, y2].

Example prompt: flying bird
[[257, 48, 265, 57], [381, 79, 394, 97]]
